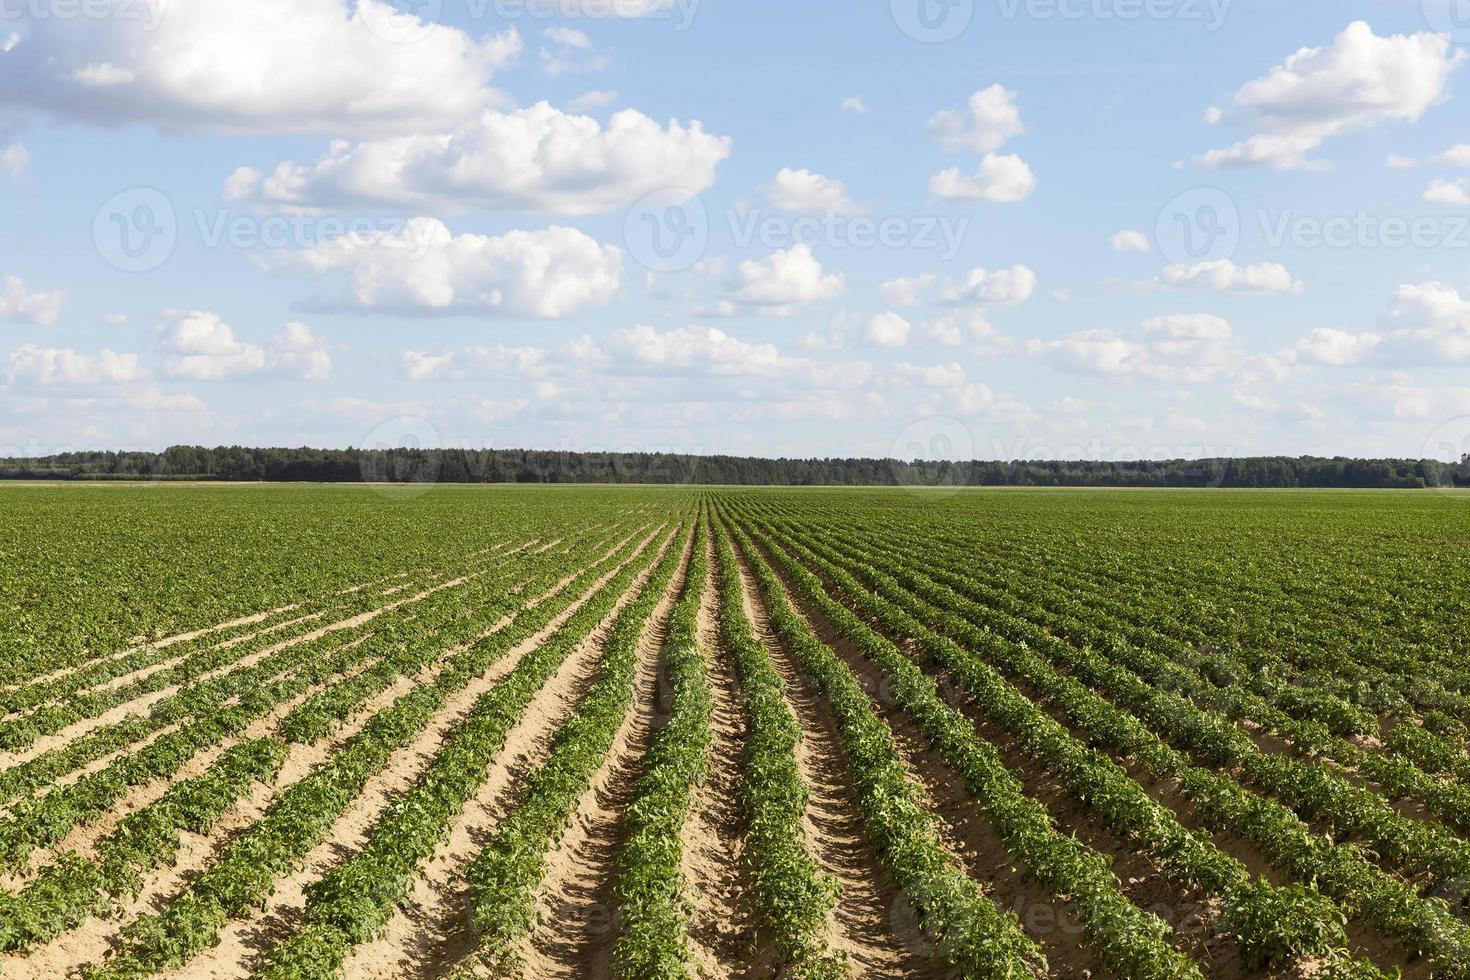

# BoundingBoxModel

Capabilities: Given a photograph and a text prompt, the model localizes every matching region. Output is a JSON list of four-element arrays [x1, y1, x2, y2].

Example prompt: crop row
[[610, 514, 715, 977], [445, 522, 692, 975], [742, 512, 1373, 975], [764, 510, 1470, 978], [255, 521, 684, 979], [707, 519, 842, 977], [81, 524, 662, 980], [725, 518, 1051, 979]]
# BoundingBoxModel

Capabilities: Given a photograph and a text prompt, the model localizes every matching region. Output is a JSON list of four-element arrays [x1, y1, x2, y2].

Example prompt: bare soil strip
[[162, 527, 666, 980], [680, 536, 762, 978], [755, 541, 1116, 980], [0, 548, 534, 775], [335, 525, 686, 980], [0, 539, 533, 725], [0, 645, 383, 891], [0, 660, 424, 980], [506, 526, 695, 980], [730, 542, 940, 978]]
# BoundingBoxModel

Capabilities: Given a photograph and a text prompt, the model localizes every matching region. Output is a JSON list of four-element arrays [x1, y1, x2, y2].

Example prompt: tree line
[[1, 445, 1467, 488]]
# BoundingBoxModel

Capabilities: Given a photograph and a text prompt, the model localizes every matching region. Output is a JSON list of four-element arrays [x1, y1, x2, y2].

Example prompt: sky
[[4, 0, 1470, 465]]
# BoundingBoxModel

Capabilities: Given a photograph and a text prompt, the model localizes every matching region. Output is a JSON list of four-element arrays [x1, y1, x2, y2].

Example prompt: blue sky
[[4, 0, 1470, 464]]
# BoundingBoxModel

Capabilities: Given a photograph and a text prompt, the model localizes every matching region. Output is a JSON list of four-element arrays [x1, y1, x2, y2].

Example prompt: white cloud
[[1295, 281, 1470, 367], [540, 26, 611, 76], [4, 345, 143, 385], [566, 89, 618, 112], [879, 274, 936, 308], [158, 312, 332, 381], [767, 168, 863, 215], [1, 142, 27, 178], [0, 275, 62, 326], [0, 0, 521, 136], [290, 219, 622, 318], [226, 103, 730, 217], [402, 345, 551, 382], [268, 322, 334, 381], [725, 245, 844, 314], [1424, 178, 1470, 205], [928, 85, 1025, 154], [1386, 153, 1419, 169], [1109, 229, 1151, 253], [1157, 259, 1302, 295], [1195, 22, 1462, 170], [1294, 328, 1384, 366], [928, 153, 1036, 203], [841, 96, 869, 114], [864, 312, 912, 348], [1432, 144, 1470, 166], [1029, 313, 1238, 382], [915, 311, 1013, 355], [941, 264, 1037, 305], [100, 313, 128, 326]]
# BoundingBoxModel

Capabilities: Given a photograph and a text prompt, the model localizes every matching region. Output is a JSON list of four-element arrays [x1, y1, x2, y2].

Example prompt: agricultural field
[[0, 484, 1468, 979]]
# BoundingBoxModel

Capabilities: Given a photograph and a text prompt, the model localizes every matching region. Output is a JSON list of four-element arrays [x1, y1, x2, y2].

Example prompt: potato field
[[0, 483, 1467, 980]]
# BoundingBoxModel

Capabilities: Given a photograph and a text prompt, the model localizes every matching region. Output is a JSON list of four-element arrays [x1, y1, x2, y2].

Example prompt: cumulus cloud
[[1424, 178, 1470, 205], [1156, 259, 1302, 295], [724, 245, 844, 315], [402, 344, 551, 382], [766, 168, 863, 215], [4, 345, 144, 385], [928, 153, 1036, 203], [927, 86, 1034, 203], [1433, 144, 1470, 166], [157, 312, 332, 381], [879, 274, 936, 309], [288, 219, 622, 318], [864, 312, 913, 348], [914, 311, 1013, 355], [1, 142, 27, 178], [566, 89, 618, 112], [225, 103, 730, 217], [407, 326, 880, 408], [1294, 281, 1470, 366], [928, 85, 1025, 153], [840, 96, 869, 114], [940, 264, 1037, 305], [1028, 313, 1238, 382], [0, 275, 62, 326], [1195, 22, 1463, 170], [1109, 229, 1151, 253], [539, 26, 611, 76], [0, 0, 521, 136]]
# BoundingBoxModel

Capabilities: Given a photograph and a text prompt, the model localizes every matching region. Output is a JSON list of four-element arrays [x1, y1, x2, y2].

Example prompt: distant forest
[[2, 446, 1468, 489]]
